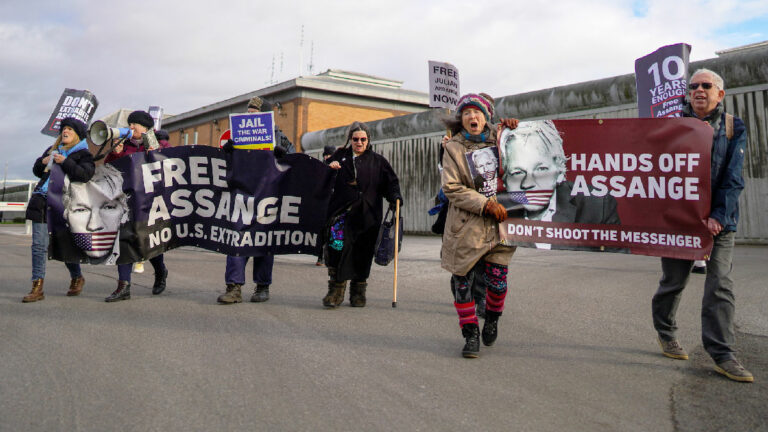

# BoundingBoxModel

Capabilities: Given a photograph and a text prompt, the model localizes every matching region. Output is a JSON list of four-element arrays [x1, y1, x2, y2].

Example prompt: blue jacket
[[709, 112, 746, 232]]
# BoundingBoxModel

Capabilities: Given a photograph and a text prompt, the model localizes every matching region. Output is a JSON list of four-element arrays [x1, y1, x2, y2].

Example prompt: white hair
[[690, 68, 725, 90]]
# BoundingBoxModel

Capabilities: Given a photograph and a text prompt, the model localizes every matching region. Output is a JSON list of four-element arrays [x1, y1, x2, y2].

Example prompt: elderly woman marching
[[23, 117, 95, 302], [322, 121, 403, 308], [441, 93, 518, 358]]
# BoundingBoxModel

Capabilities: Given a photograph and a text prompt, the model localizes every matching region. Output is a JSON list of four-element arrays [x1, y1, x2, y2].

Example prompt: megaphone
[[88, 120, 132, 146]]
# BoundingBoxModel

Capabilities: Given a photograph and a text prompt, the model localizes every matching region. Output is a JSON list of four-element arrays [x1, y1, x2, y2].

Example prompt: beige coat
[[440, 128, 516, 276]]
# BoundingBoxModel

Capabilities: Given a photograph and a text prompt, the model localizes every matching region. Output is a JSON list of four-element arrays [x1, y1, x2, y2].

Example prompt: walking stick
[[392, 200, 401, 308]]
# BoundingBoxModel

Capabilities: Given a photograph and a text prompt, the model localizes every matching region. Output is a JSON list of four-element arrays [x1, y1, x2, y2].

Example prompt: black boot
[[461, 324, 480, 358], [106, 281, 131, 302], [152, 267, 168, 295], [251, 284, 270, 302], [349, 280, 367, 307], [482, 311, 500, 346], [322, 279, 346, 308]]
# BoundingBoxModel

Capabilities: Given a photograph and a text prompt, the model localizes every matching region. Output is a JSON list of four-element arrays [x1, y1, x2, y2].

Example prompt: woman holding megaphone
[[23, 117, 95, 303], [103, 110, 171, 302]]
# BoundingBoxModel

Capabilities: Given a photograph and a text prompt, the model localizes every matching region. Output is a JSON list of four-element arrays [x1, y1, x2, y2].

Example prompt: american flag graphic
[[505, 190, 553, 206], [73, 232, 117, 252]]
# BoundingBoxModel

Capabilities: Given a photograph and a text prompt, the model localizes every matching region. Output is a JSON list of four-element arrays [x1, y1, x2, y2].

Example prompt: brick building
[[161, 70, 429, 152]]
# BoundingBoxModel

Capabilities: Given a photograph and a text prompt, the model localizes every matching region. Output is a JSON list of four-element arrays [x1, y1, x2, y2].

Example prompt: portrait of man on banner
[[496, 120, 621, 250], [465, 147, 499, 197], [61, 164, 129, 264]]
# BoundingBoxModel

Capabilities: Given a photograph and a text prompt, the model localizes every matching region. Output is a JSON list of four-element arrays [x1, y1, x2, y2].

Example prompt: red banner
[[497, 118, 713, 260]]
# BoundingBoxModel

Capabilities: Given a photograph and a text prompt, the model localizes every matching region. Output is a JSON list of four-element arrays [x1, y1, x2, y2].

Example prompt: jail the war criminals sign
[[496, 118, 713, 260], [230, 112, 275, 150], [46, 146, 335, 265]]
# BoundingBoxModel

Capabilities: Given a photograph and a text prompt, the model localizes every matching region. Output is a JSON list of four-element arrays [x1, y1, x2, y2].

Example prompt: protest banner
[[428, 61, 460, 110], [635, 43, 691, 118], [229, 112, 275, 150], [496, 118, 713, 260], [41, 89, 99, 137], [46, 146, 334, 264]]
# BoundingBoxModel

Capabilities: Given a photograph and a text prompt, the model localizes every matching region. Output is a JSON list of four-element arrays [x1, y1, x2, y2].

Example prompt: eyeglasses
[[689, 82, 714, 90], [351, 137, 368, 143]]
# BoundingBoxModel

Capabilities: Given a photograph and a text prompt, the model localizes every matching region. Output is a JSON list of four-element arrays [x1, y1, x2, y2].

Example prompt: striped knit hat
[[456, 93, 494, 121]]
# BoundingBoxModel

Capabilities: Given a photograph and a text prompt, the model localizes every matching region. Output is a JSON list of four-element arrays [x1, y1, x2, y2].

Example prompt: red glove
[[483, 200, 507, 223]]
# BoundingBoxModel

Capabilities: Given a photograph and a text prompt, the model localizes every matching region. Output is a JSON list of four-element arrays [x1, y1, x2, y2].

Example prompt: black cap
[[127, 110, 154, 129]]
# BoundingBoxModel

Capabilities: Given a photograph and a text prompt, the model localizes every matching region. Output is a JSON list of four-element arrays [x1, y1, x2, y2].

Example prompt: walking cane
[[392, 200, 401, 308]]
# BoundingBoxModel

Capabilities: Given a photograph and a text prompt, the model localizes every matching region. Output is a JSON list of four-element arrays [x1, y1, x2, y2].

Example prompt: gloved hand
[[483, 199, 507, 223], [389, 197, 403, 210], [222, 139, 235, 153]]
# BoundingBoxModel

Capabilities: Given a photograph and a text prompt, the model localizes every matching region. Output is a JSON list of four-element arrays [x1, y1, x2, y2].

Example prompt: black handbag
[[374, 206, 403, 266]]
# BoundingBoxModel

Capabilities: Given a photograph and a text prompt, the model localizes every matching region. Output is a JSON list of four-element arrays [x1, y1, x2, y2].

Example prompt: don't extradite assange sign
[[47, 146, 334, 265]]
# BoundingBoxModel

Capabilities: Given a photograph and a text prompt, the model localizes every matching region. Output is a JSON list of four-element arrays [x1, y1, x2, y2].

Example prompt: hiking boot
[[66, 275, 85, 296], [658, 337, 689, 360], [482, 311, 500, 346], [714, 359, 754, 383], [251, 284, 270, 302], [322, 280, 346, 308], [217, 284, 243, 304], [22, 279, 45, 303], [462, 324, 480, 358], [349, 280, 367, 307], [105, 281, 131, 302], [152, 267, 168, 295]]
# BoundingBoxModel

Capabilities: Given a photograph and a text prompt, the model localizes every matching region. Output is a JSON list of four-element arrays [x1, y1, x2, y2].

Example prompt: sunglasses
[[351, 137, 368, 143], [689, 82, 714, 90]]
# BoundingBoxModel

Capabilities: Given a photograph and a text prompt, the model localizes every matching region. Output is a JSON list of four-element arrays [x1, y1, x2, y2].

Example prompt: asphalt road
[[1, 225, 766, 432]]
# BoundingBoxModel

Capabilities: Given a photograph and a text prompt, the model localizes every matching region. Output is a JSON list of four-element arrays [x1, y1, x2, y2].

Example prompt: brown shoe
[[658, 337, 689, 360], [349, 280, 367, 307], [66, 275, 85, 296], [22, 279, 45, 303], [714, 359, 754, 383], [322, 280, 346, 308], [217, 284, 243, 304]]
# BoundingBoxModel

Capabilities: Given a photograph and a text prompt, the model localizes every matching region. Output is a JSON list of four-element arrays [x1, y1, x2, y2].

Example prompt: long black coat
[[326, 146, 402, 280]]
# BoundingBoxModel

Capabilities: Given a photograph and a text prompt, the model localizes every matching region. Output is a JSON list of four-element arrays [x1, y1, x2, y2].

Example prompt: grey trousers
[[652, 231, 737, 363]]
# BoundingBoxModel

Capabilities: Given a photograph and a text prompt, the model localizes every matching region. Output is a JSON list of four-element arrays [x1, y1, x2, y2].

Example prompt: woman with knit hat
[[23, 117, 95, 302], [441, 93, 518, 358], [104, 110, 170, 302]]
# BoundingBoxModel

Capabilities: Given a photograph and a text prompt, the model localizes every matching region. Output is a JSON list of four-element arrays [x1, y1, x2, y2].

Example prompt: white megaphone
[[88, 120, 133, 146]]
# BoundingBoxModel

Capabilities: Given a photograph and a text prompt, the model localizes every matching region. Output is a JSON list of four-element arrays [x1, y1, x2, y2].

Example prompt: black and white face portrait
[[473, 148, 498, 182], [62, 164, 129, 259]]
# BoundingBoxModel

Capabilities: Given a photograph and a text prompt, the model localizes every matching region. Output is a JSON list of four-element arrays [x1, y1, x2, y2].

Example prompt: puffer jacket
[[440, 127, 515, 275]]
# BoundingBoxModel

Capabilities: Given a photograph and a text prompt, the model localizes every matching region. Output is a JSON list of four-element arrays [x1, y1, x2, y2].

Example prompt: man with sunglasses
[[651, 69, 752, 382]]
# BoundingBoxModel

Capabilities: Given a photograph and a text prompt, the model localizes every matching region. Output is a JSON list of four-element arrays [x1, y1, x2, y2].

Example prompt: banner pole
[[392, 200, 401, 308]]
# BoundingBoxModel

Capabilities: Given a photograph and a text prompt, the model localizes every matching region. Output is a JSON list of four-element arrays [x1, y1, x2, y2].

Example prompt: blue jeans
[[117, 255, 165, 282], [225, 254, 273, 285], [31, 222, 81, 281], [652, 231, 737, 363]]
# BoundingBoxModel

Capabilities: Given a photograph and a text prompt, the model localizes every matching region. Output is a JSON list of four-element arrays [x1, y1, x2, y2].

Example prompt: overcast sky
[[1, 0, 767, 181]]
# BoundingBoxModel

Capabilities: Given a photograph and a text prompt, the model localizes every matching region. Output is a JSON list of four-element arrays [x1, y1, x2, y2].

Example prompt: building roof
[[163, 70, 428, 127]]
